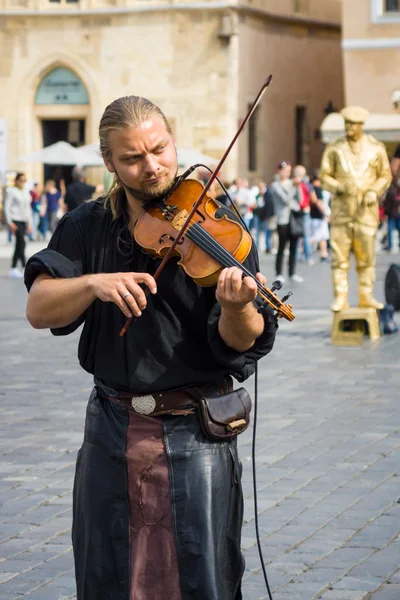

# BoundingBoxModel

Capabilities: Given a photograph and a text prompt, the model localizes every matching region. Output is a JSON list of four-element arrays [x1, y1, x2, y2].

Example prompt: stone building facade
[[322, 0, 400, 157], [0, 0, 343, 185]]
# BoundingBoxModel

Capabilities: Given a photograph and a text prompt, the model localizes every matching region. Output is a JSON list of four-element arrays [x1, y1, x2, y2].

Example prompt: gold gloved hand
[[363, 190, 378, 207], [337, 181, 359, 197]]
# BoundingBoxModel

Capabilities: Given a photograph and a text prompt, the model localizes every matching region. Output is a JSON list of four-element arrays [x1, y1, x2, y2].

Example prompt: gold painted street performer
[[24, 96, 279, 600], [320, 106, 391, 312]]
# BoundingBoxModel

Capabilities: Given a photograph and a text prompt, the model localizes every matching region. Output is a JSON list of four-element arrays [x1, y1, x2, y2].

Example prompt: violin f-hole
[[194, 209, 206, 223]]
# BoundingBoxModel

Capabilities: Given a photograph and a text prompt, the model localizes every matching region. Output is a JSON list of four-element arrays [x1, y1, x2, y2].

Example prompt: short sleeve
[[24, 214, 86, 336], [207, 242, 278, 382]]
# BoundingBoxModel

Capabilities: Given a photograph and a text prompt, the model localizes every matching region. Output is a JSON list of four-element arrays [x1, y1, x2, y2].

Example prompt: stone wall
[[0, 0, 343, 185]]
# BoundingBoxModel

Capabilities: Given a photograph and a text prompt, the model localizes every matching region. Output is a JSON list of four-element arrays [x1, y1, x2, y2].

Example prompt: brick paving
[[0, 230, 399, 600]]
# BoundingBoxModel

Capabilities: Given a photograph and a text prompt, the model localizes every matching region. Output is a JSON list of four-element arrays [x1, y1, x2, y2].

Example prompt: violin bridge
[[171, 209, 189, 231]]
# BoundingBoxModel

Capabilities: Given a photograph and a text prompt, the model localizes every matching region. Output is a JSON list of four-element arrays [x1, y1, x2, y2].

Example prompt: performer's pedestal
[[331, 307, 380, 346]]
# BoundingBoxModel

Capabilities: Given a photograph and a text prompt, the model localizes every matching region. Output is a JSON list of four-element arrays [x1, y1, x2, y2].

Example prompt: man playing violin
[[25, 96, 278, 600]]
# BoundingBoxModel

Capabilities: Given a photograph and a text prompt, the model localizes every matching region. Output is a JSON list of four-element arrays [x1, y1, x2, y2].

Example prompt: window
[[372, 0, 400, 21], [385, 0, 400, 12], [294, 0, 309, 14], [248, 105, 258, 172], [295, 106, 310, 169]]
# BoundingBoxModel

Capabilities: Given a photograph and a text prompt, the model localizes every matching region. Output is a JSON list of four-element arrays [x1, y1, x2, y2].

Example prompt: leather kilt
[[72, 385, 245, 600]]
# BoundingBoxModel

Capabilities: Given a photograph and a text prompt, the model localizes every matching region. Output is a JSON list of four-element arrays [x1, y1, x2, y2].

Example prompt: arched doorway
[[34, 66, 90, 186]]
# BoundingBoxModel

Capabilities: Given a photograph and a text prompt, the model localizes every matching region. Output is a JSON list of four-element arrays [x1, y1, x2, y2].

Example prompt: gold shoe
[[359, 296, 384, 310], [331, 294, 349, 312]]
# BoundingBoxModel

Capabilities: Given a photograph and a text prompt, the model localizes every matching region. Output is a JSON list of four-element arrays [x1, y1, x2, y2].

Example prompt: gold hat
[[340, 106, 370, 124]]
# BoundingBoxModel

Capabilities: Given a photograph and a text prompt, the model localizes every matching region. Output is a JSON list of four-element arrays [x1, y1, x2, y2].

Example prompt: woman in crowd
[[4, 172, 32, 279]]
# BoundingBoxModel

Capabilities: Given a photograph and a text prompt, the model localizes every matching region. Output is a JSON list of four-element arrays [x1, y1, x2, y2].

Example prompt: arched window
[[35, 67, 89, 105]]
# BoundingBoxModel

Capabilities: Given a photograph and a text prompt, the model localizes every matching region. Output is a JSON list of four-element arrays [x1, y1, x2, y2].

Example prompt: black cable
[[180, 164, 274, 596], [190, 163, 274, 596], [253, 361, 274, 599]]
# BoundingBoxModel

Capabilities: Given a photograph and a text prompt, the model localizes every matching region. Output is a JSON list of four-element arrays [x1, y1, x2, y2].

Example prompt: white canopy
[[73, 142, 220, 169], [16, 140, 220, 169], [321, 112, 400, 143], [176, 147, 219, 168], [16, 141, 81, 166], [75, 142, 104, 167]]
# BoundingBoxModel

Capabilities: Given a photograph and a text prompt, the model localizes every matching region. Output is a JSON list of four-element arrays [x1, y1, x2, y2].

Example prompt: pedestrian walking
[[63, 167, 102, 213], [42, 179, 63, 234], [384, 170, 400, 253], [4, 172, 32, 279], [30, 182, 42, 241], [261, 186, 278, 254], [293, 165, 314, 265], [25, 95, 278, 600], [250, 181, 267, 249], [269, 161, 303, 283]]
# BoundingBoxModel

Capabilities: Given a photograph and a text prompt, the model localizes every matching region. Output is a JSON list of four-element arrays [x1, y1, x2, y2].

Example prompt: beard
[[114, 167, 178, 204]]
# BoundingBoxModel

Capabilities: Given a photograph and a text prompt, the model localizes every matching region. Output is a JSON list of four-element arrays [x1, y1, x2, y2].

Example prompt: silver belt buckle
[[131, 394, 156, 415]]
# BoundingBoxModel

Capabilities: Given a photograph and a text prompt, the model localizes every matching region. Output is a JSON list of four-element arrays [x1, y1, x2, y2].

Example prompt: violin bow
[[120, 76, 273, 336]]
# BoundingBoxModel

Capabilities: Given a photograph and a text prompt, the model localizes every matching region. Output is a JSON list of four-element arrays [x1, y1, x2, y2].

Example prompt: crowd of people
[[212, 161, 332, 284], [3, 151, 400, 282], [211, 152, 400, 284]]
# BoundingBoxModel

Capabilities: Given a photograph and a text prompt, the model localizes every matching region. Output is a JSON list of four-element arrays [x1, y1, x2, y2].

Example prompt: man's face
[[15, 176, 26, 189], [293, 166, 306, 180], [345, 120, 363, 141], [103, 116, 178, 202], [279, 165, 292, 179]]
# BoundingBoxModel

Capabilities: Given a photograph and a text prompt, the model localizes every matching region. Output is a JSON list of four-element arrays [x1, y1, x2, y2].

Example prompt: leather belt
[[106, 388, 197, 417]]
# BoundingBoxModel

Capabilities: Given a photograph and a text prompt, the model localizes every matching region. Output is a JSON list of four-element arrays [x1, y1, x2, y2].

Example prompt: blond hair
[[99, 96, 172, 219]]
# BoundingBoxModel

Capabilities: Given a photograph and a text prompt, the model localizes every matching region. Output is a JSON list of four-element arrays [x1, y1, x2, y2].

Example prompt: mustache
[[142, 173, 168, 183]]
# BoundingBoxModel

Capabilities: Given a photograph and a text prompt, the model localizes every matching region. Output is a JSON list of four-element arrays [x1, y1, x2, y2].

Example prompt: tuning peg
[[281, 291, 293, 303], [271, 279, 283, 293]]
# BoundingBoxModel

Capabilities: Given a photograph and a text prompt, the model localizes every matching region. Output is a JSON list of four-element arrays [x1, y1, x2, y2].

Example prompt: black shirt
[[261, 189, 275, 220], [310, 186, 325, 219], [25, 198, 277, 393], [64, 181, 96, 212]]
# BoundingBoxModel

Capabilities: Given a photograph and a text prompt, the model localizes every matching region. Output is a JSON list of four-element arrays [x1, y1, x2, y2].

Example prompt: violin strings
[[188, 222, 291, 317], [165, 208, 290, 315], [187, 224, 276, 302], [186, 223, 259, 282], [186, 222, 280, 308], [168, 209, 259, 283]]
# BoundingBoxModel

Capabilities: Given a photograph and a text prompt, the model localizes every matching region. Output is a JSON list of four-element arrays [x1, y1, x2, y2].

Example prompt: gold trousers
[[330, 222, 377, 271], [329, 222, 382, 309]]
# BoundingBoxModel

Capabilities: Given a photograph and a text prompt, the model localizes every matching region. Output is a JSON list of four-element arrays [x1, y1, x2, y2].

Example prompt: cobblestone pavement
[[0, 230, 399, 600]]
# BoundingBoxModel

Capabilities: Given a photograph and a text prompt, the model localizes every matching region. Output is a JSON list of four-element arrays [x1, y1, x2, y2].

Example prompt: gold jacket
[[320, 134, 391, 227]]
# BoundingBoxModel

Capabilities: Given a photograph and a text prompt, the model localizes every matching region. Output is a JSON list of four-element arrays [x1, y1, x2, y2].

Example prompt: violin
[[136, 177, 294, 306], [120, 75, 295, 336]]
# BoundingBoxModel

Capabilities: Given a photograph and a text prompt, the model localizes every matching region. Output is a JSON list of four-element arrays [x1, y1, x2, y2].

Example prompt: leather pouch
[[196, 387, 252, 441]]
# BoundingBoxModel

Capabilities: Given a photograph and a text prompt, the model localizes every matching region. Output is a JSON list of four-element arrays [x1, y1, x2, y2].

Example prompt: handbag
[[289, 210, 304, 238], [195, 387, 252, 441]]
